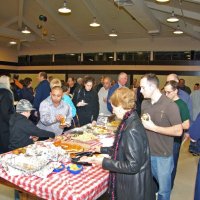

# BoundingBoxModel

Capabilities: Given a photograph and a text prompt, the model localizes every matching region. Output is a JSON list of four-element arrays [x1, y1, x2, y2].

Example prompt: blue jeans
[[151, 155, 174, 200]]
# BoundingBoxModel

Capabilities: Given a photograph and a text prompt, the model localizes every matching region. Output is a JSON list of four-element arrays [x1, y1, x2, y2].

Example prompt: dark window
[[83, 52, 114, 62], [116, 51, 150, 61], [31, 54, 52, 65], [54, 53, 81, 64], [154, 51, 191, 61]]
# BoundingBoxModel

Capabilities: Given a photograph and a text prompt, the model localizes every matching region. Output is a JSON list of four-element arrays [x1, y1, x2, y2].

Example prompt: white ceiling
[[0, 0, 200, 54]]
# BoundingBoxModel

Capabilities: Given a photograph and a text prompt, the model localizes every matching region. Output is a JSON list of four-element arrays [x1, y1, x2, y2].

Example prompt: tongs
[[71, 151, 97, 166]]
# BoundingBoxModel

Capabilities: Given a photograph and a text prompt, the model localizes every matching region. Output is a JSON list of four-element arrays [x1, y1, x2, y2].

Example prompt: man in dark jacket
[[33, 72, 51, 111], [9, 99, 55, 150]]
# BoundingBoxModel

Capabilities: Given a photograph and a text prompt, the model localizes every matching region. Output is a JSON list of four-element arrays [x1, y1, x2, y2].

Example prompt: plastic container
[[53, 163, 65, 173], [67, 164, 83, 175]]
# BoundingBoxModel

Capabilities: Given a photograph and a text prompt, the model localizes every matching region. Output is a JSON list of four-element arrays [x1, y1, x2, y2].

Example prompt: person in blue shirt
[[189, 113, 200, 200], [107, 72, 128, 113], [62, 85, 76, 118]]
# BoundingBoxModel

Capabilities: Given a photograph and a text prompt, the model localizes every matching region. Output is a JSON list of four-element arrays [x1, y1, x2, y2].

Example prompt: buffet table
[[0, 124, 117, 200], [0, 161, 108, 200]]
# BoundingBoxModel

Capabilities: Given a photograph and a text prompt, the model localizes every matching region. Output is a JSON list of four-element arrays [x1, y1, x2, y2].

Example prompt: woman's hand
[[80, 156, 104, 165], [90, 145, 101, 153]]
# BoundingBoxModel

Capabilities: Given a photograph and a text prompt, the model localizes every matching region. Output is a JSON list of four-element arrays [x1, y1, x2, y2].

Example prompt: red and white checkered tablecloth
[[0, 140, 110, 200]]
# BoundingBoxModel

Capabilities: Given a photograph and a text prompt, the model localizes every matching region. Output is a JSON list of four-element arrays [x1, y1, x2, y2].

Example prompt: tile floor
[[0, 141, 198, 200]]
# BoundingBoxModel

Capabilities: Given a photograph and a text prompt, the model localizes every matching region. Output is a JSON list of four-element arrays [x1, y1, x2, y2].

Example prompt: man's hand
[[141, 114, 156, 132]]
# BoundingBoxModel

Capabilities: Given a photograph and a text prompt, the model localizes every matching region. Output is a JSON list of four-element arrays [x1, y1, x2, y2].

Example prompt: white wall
[[0, 47, 17, 62]]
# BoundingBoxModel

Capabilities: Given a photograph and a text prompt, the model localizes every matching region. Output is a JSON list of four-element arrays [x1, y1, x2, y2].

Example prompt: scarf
[[108, 108, 135, 200]]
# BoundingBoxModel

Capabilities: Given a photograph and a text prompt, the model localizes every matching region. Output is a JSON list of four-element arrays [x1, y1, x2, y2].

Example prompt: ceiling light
[[21, 26, 31, 34], [167, 11, 179, 23], [90, 17, 100, 27], [58, 1, 71, 14], [109, 29, 118, 37], [156, 0, 170, 2], [173, 26, 183, 34], [9, 41, 17, 45]]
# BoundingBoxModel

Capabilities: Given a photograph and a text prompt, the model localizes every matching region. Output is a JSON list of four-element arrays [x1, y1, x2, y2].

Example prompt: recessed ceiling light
[[58, 1, 71, 14]]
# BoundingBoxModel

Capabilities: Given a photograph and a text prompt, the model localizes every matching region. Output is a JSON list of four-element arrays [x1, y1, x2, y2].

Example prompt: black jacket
[[20, 87, 34, 104], [9, 113, 55, 150], [0, 86, 14, 153], [102, 111, 154, 200], [73, 88, 99, 126]]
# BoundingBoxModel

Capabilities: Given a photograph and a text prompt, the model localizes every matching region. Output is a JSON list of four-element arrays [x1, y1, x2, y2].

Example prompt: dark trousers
[[171, 139, 182, 189], [195, 159, 200, 200]]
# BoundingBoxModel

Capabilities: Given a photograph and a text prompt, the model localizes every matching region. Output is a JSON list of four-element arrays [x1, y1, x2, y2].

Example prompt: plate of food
[[107, 120, 121, 127], [60, 142, 84, 153], [71, 132, 98, 142], [12, 147, 26, 155], [67, 164, 83, 174]]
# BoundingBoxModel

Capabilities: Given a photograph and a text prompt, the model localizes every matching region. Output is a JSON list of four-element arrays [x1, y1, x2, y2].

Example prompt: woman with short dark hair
[[20, 77, 34, 104], [72, 76, 99, 126]]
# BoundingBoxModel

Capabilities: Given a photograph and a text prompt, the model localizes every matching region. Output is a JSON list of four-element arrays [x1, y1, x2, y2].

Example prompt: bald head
[[166, 74, 179, 83]]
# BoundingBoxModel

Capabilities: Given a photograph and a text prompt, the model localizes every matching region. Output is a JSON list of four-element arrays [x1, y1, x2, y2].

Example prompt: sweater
[[9, 113, 55, 150]]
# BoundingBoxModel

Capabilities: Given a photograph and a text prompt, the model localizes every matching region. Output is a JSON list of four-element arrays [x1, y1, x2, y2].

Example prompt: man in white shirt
[[98, 76, 112, 116], [37, 86, 72, 135]]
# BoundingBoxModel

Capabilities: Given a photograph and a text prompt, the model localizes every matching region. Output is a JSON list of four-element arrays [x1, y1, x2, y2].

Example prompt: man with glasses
[[164, 80, 190, 189]]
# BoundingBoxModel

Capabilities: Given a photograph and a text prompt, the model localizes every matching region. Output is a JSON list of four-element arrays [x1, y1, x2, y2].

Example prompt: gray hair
[[0, 75, 11, 89]]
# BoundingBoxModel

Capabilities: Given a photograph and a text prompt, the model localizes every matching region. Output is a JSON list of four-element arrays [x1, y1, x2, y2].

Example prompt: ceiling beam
[[146, 1, 200, 21], [193, 25, 200, 32], [0, 27, 35, 41], [122, 0, 160, 33], [184, 0, 200, 4], [36, 0, 82, 44], [152, 11, 200, 40], [18, 0, 24, 29], [82, 0, 110, 34], [22, 18, 54, 45], [1, 17, 18, 28]]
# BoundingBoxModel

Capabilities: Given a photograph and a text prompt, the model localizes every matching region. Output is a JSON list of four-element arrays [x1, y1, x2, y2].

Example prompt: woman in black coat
[[72, 76, 99, 126], [0, 75, 15, 153], [82, 88, 154, 200]]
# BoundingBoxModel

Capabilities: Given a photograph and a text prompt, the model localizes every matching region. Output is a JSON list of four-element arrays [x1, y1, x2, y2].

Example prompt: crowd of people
[[0, 71, 199, 200]]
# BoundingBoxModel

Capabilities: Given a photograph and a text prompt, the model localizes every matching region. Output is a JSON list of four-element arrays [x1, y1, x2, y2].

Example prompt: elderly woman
[[0, 75, 15, 153], [72, 76, 99, 126], [83, 88, 154, 200]]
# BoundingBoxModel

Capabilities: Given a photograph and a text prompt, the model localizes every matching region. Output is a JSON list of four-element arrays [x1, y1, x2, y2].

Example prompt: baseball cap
[[16, 99, 35, 112]]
